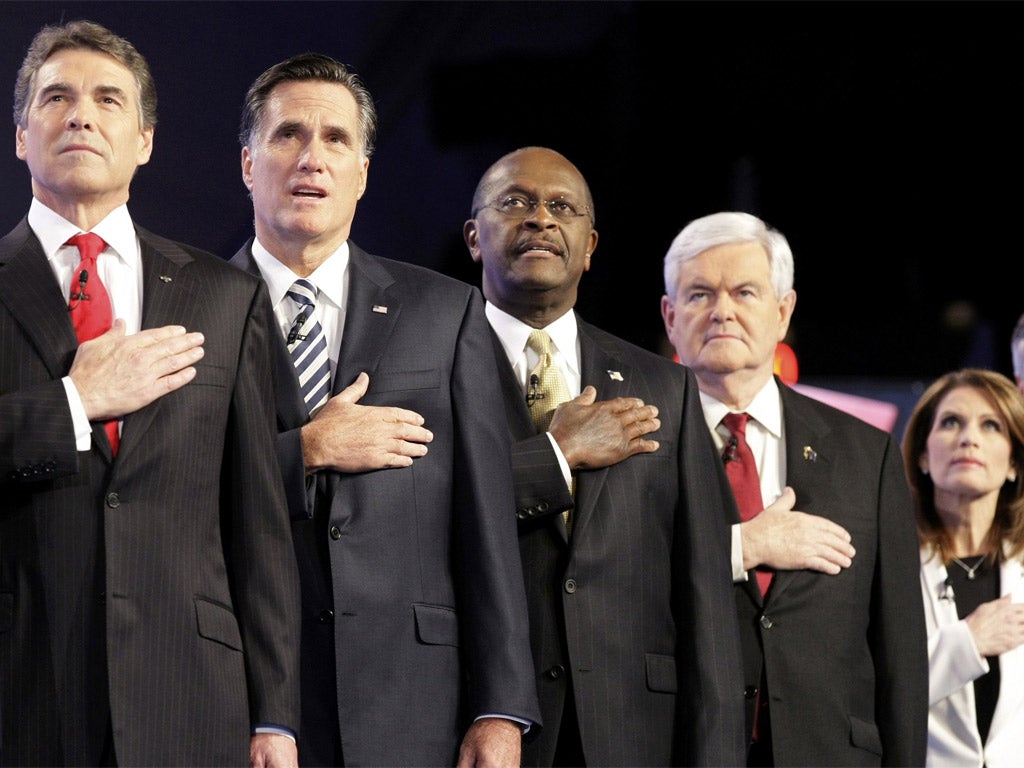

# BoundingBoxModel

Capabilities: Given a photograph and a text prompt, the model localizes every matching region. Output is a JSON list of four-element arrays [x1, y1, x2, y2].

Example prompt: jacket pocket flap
[[413, 603, 459, 647], [194, 596, 243, 651]]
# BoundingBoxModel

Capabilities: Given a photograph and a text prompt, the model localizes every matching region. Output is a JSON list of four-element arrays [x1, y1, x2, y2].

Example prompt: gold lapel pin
[[159, 275, 172, 283], [607, 370, 623, 381], [803, 445, 817, 462]]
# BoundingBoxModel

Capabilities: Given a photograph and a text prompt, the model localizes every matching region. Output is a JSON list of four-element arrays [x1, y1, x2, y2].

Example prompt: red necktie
[[722, 412, 770, 596], [67, 233, 119, 456]]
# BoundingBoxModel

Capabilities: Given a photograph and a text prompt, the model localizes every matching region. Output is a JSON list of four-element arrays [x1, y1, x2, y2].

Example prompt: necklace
[[950, 555, 986, 580]]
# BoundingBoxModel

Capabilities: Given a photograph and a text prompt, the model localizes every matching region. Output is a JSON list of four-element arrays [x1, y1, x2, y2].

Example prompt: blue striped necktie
[[286, 279, 331, 415]]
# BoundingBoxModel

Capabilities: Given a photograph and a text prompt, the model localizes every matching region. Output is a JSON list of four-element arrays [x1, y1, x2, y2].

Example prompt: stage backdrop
[[1, 1, 1019, 389]]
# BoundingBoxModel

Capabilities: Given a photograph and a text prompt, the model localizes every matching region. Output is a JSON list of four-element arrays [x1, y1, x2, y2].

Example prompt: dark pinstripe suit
[[493, 313, 747, 767], [0, 219, 301, 766]]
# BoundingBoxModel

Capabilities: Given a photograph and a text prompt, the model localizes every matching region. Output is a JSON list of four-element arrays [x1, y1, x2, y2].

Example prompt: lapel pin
[[607, 370, 623, 381], [803, 445, 817, 462], [372, 305, 388, 314], [159, 275, 172, 283]]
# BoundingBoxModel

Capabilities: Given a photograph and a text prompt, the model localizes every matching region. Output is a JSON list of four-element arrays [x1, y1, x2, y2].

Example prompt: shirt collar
[[29, 198, 138, 267], [485, 302, 580, 377], [251, 237, 349, 310], [700, 375, 783, 438]]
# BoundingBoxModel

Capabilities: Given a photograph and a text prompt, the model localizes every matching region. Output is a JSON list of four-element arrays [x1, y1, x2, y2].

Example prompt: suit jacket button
[[330, 525, 342, 540], [546, 665, 566, 680], [744, 685, 758, 699], [318, 609, 334, 624], [105, 493, 120, 509], [563, 578, 577, 594], [537, 501, 549, 513], [759, 614, 773, 630]]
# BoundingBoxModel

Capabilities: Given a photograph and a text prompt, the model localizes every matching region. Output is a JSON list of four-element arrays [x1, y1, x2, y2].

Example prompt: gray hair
[[663, 211, 793, 300]]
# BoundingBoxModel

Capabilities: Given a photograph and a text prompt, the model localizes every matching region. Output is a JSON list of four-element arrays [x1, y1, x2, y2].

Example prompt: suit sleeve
[[510, 433, 574, 524], [0, 381, 81, 485], [672, 366, 748, 766], [224, 280, 302, 732], [450, 288, 542, 728], [873, 436, 929, 766]]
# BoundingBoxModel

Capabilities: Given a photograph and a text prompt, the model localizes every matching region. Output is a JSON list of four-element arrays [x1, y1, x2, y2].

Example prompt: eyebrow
[[37, 82, 130, 103]]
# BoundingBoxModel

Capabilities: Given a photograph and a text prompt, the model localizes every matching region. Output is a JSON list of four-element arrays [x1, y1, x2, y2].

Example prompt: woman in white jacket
[[903, 368, 1024, 767]]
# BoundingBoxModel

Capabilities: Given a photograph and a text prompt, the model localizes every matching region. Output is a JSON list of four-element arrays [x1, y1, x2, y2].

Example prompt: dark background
[[2, 1, 1021, 409]]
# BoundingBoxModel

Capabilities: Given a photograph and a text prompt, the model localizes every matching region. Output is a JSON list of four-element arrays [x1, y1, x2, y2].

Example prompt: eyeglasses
[[474, 194, 591, 222]]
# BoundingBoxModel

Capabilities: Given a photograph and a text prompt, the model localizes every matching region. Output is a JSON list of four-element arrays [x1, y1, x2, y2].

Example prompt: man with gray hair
[[660, 211, 927, 766]]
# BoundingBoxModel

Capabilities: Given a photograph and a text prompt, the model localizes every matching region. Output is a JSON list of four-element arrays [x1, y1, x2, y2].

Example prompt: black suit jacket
[[230, 240, 540, 766], [0, 218, 300, 766], [732, 380, 928, 766], [496, 314, 747, 767]]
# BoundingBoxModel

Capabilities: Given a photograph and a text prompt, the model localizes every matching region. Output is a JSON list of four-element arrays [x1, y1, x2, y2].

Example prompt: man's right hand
[[740, 487, 856, 574], [548, 385, 661, 470], [69, 320, 204, 420], [302, 371, 432, 473]]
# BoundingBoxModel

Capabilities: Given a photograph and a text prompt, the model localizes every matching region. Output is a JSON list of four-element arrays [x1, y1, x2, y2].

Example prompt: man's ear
[[463, 219, 482, 263]]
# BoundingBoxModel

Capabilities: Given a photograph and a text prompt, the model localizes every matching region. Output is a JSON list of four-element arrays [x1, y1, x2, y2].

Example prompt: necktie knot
[[526, 329, 553, 364], [67, 232, 107, 265], [722, 411, 750, 439], [287, 278, 318, 309]]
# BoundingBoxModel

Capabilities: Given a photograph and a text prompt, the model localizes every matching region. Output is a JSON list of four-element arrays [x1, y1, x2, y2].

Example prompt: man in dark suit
[[0, 20, 300, 767], [462, 146, 746, 767], [228, 54, 540, 767], [661, 211, 928, 766]]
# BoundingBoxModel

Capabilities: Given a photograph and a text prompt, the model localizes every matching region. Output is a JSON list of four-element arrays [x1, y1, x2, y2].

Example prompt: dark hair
[[238, 52, 376, 158], [902, 368, 1024, 564], [13, 19, 156, 129]]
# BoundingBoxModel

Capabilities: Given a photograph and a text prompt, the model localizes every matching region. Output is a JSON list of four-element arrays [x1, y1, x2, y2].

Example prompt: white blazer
[[920, 543, 1024, 768]]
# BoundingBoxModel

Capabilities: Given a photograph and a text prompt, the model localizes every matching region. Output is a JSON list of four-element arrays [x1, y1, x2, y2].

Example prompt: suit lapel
[[572, 318, 632, 541], [490, 327, 536, 440], [117, 229, 200, 456], [335, 246, 400, 391], [765, 384, 835, 604], [0, 220, 80, 379], [229, 239, 307, 431]]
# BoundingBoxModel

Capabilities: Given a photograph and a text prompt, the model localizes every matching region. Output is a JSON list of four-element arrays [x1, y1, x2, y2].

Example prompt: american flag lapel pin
[[607, 370, 623, 381], [372, 304, 388, 314]]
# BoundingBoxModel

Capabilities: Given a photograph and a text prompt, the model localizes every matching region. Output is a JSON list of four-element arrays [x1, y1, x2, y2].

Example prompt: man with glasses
[[463, 146, 746, 766], [228, 55, 539, 766]]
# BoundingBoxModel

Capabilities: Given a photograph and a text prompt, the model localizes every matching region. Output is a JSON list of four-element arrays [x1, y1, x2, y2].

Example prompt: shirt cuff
[[544, 432, 573, 489], [731, 522, 748, 582], [474, 714, 533, 735], [62, 376, 93, 451], [253, 724, 296, 742]]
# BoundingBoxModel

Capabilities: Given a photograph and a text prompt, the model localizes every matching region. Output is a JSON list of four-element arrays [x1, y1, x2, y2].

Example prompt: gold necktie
[[526, 330, 572, 432], [526, 329, 575, 531]]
